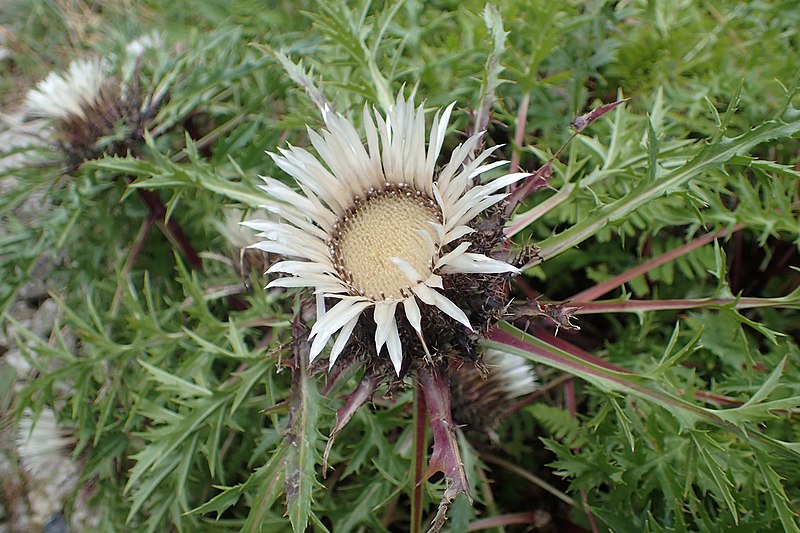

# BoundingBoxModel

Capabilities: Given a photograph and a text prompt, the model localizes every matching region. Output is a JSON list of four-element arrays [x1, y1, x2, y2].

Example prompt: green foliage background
[[1, 0, 799, 531]]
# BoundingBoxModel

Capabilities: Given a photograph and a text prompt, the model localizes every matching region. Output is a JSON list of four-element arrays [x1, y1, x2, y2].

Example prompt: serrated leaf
[[535, 106, 800, 262], [754, 450, 800, 533], [691, 432, 737, 523], [743, 355, 788, 408]]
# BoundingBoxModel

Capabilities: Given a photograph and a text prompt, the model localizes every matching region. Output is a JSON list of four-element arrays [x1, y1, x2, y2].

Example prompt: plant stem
[[135, 187, 204, 271], [411, 379, 427, 533], [568, 224, 743, 302], [566, 294, 799, 314]]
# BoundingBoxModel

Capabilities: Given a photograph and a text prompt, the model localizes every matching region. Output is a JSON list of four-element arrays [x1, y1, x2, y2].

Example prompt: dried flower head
[[248, 93, 527, 376], [23, 56, 151, 164]]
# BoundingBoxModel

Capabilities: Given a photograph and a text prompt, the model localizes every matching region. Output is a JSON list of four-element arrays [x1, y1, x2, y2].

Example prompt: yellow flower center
[[330, 184, 441, 300]]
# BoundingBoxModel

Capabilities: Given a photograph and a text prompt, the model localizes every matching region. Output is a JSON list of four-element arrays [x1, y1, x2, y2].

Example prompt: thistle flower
[[23, 55, 150, 164], [16, 407, 74, 479], [451, 349, 538, 435], [247, 93, 527, 375], [15, 408, 101, 531]]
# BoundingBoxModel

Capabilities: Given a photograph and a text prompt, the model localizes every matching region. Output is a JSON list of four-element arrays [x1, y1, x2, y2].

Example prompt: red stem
[[569, 224, 743, 303], [411, 379, 427, 533], [135, 187, 204, 272]]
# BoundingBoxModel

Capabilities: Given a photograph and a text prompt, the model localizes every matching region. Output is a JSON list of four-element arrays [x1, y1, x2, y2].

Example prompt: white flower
[[483, 349, 538, 398], [125, 31, 163, 57], [23, 58, 107, 121], [16, 408, 74, 479], [247, 93, 527, 375]]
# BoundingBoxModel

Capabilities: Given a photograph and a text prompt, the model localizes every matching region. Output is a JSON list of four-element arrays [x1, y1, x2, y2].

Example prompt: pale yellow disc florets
[[330, 184, 441, 300]]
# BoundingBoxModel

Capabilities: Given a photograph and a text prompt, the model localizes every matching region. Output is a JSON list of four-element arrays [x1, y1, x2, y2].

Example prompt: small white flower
[[125, 31, 163, 57], [483, 348, 538, 398], [23, 58, 107, 121], [248, 93, 527, 375], [16, 407, 73, 479]]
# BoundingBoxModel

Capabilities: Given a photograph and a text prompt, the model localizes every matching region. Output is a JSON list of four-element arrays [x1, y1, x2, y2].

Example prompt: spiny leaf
[[534, 105, 800, 263]]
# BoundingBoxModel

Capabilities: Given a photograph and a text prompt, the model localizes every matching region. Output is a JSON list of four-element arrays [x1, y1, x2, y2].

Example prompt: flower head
[[451, 349, 538, 434], [248, 93, 527, 375], [16, 408, 74, 479], [23, 55, 151, 164], [24, 58, 108, 122]]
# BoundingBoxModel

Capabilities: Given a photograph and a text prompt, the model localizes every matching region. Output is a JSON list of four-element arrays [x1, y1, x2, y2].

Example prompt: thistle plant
[[1, 2, 799, 533]]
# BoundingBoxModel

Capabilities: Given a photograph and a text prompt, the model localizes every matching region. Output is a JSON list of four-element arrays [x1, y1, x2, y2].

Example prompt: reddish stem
[[569, 224, 743, 303], [417, 366, 472, 532], [135, 187, 204, 272], [467, 512, 544, 531], [412, 379, 427, 533], [530, 326, 745, 408], [565, 378, 577, 416]]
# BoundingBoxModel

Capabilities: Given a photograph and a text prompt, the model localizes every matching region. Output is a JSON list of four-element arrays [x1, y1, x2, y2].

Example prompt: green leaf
[[534, 106, 800, 263], [755, 449, 800, 533], [138, 359, 213, 398], [690, 432, 738, 523]]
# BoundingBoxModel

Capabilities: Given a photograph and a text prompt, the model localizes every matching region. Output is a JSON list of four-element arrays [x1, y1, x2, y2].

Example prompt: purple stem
[[411, 379, 427, 533], [568, 224, 743, 303], [417, 366, 472, 532]]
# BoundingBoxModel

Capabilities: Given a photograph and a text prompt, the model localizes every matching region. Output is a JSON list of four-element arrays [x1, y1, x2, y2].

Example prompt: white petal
[[445, 172, 527, 228], [430, 291, 472, 330], [259, 176, 335, 230], [373, 300, 398, 355], [309, 299, 371, 360], [316, 292, 326, 323], [442, 225, 475, 245], [439, 252, 519, 274], [410, 284, 473, 331], [424, 102, 456, 185], [266, 275, 342, 290], [402, 295, 422, 333], [434, 241, 471, 270], [443, 144, 503, 204], [261, 205, 329, 240], [468, 159, 509, 179], [415, 228, 438, 257], [450, 193, 509, 230], [385, 317, 404, 376], [436, 134, 482, 193], [328, 313, 360, 368], [389, 256, 425, 284], [267, 260, 335, 276], [425, 273, 444, 289], [363, 104, 384, 187], [249, 241, 329, 265], [410, 281, 436, 305]]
